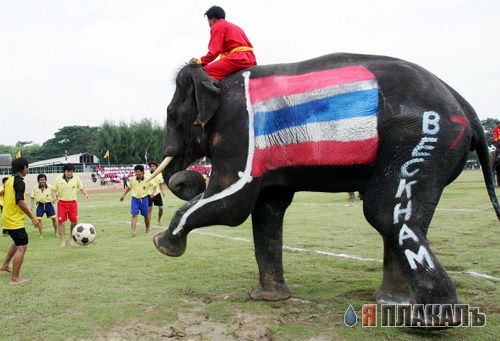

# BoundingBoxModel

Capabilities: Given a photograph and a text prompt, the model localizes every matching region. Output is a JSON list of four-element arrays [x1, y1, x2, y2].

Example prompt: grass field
[[0, 170, 498, 340]]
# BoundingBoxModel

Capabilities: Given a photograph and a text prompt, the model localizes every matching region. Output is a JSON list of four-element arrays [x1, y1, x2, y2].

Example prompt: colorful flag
[[248, 65, 379, 177], [15, 150, 21, 159], [103, 150, 110, 159]]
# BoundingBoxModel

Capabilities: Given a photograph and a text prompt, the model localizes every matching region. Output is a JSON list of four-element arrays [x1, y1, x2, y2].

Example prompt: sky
[[1, 0, 499, 146]]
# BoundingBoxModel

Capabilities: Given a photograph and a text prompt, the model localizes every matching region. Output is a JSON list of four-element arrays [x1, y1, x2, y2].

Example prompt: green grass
[[0, 170, 498, 340]]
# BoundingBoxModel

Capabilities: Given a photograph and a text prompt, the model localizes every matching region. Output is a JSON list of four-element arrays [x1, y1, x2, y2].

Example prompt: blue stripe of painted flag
[[254, 88, 379, 137]]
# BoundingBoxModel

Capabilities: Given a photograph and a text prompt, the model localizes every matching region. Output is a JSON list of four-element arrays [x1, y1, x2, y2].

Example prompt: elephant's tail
[[473, 119, 500, 221], [449, 86, 500, 221]]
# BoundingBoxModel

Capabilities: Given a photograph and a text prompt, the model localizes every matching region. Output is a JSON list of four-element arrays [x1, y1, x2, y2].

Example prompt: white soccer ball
[[72, 223, 96, 246]]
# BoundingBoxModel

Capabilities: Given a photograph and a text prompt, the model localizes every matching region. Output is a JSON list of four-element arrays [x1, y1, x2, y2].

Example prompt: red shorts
[[57, 200, 78, 223]]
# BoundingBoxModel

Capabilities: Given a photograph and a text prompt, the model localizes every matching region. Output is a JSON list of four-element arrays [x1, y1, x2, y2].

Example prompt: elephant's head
[[150, 64, 221, 200]]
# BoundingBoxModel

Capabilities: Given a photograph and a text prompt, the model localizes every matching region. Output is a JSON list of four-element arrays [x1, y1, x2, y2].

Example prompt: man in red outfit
[[190, 6, 257, 80], [493, 121, 500, 143], [493, 121, 500, 158]]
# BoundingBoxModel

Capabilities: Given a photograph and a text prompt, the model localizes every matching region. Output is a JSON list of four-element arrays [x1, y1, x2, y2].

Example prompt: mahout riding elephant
[[150, 53, 500, 308]]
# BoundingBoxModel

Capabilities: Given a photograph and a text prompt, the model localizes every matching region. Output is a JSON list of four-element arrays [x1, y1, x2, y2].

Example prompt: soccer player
[[147, 161, 166, 225], [31, 173, 58, 239], [189, 6, 256, 80], [120, 164, 154, 236], [0, 177, 8, 236], [53, 164, 90, 247], [0, 158, 40, 285]]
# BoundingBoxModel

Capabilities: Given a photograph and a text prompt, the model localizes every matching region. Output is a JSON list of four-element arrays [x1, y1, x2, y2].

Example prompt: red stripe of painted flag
[[251, 137, 379, 177], [249, 66, 375, 104]]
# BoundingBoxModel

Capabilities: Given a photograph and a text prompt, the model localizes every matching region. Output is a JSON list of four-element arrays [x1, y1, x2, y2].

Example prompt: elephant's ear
[[193, 76, 221, 127]]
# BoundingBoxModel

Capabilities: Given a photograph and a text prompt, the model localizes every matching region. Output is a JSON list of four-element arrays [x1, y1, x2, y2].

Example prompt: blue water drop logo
[[344, 304, 357, 327]]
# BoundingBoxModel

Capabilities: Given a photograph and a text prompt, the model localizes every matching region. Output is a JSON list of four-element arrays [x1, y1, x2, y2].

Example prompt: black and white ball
[[72, 223, 96, 245]]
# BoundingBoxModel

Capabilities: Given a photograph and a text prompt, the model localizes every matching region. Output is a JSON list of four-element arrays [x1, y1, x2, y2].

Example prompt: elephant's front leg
[[249, 187, 294, 301], [154, 182, 259, 257]]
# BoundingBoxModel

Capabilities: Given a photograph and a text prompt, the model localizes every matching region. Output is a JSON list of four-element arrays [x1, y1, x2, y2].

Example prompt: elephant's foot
[[375, 287, 412, 305], [250, 283, 291, 301], [249, 274, 291, 301], [376, 268, 458, 306], [153, 231, 186, 257]]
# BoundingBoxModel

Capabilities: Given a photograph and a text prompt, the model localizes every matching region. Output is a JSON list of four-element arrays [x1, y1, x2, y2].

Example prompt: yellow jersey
[[147, 171, 164, 195], [129, 176, 153, 199], [53, 175, 83, 201], [0, 184, 4, 207], [1, 176, 26, 229], [31, 185, 55, 204]]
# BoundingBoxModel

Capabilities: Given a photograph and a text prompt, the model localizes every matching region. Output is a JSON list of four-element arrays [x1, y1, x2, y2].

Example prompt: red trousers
[[203, 51, 257, 80]]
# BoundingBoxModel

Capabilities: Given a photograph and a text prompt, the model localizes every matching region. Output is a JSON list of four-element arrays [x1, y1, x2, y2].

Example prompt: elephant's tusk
[[148, 156, 173, 181]]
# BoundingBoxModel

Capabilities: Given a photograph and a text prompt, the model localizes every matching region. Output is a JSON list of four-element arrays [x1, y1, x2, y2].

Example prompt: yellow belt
[[220, 46, 253, 59]]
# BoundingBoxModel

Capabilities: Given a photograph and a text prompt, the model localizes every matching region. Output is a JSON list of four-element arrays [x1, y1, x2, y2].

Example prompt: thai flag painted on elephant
[[248, 65, 379, 177]]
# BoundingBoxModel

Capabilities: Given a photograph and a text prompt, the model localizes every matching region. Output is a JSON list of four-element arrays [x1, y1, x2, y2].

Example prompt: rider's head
[[205, 6, 225, 20]]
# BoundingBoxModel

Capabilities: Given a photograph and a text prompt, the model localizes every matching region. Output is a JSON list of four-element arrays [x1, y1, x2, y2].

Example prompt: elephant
[[150, 53, 500, 307]]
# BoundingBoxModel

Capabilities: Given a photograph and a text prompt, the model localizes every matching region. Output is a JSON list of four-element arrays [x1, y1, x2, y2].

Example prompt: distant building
[[30, 153, 98, 168], [0, 154, 12, 167]]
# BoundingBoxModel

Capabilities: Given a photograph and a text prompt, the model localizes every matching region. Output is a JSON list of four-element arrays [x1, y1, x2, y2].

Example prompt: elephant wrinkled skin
[[153, 53, 500, 312]]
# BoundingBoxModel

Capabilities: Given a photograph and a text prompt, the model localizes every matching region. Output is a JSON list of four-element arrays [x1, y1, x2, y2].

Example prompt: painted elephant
[[150, 53, 500, 307]]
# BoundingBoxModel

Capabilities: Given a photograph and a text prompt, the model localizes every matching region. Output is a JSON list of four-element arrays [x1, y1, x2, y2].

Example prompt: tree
[[95, 119, 165, 164], [39, 126, 99, 160], [481, 118, 498, 144]]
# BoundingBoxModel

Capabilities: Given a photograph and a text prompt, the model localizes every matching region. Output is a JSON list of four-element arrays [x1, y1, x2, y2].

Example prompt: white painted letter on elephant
[[393, 201, 412, 224], [395, 179, 417, 199], [411, 137, 438, 157], [400, 158, 424, 178], [422, 111, 440, 135], [398, 224, 419, 246], [404, 246, 435, 270], [393, 111, 441, 271]]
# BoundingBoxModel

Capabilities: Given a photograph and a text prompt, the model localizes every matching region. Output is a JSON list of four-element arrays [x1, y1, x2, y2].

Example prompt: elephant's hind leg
[[249, 187, 294, 301]]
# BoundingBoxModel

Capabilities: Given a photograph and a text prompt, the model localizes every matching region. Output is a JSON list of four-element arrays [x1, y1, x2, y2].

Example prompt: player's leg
[[35, 204, 44, 238], [131, 215, 138, 237], [46, 203, 58, 234], [130, 197, 141, 237], [68, 202, 78, 245], [8, 229, 29, 284], [1, 241, 15, 272], [156, 194, 164, 225], [51, 217, 58, 235], [147, 195, 153, 227], [143, 197, 151, 232], [38, 219, 44, 239], [57, 201, 67, 247]]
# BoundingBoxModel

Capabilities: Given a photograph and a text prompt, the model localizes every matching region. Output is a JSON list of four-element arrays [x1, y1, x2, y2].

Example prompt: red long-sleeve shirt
[[200, 19, 254, 65], [494, 127, 500, 141]]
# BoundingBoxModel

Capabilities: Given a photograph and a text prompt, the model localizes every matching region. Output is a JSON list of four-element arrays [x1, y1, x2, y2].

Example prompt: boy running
[[0, 177, 8, 236], [53, 164, 90, 247], [120, 164, 154, 236], [147, 161, 166, 225], [31, 174, 58, 239], [0, 158, 40, 285]]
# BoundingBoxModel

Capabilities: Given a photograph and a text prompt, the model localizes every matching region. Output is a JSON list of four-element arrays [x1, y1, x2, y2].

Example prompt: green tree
[[40, 126, 98, 160], [95, 119, 165, 164], [482, 118, 498, 143]]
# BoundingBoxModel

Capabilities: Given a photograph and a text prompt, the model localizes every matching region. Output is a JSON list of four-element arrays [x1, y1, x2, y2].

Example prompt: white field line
[[466, 271, 500, 281], [108, 221, 499, 282]]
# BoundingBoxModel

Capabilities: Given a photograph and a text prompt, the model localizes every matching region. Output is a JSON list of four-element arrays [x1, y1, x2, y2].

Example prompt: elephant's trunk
[[168, 170, 206, 201]]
